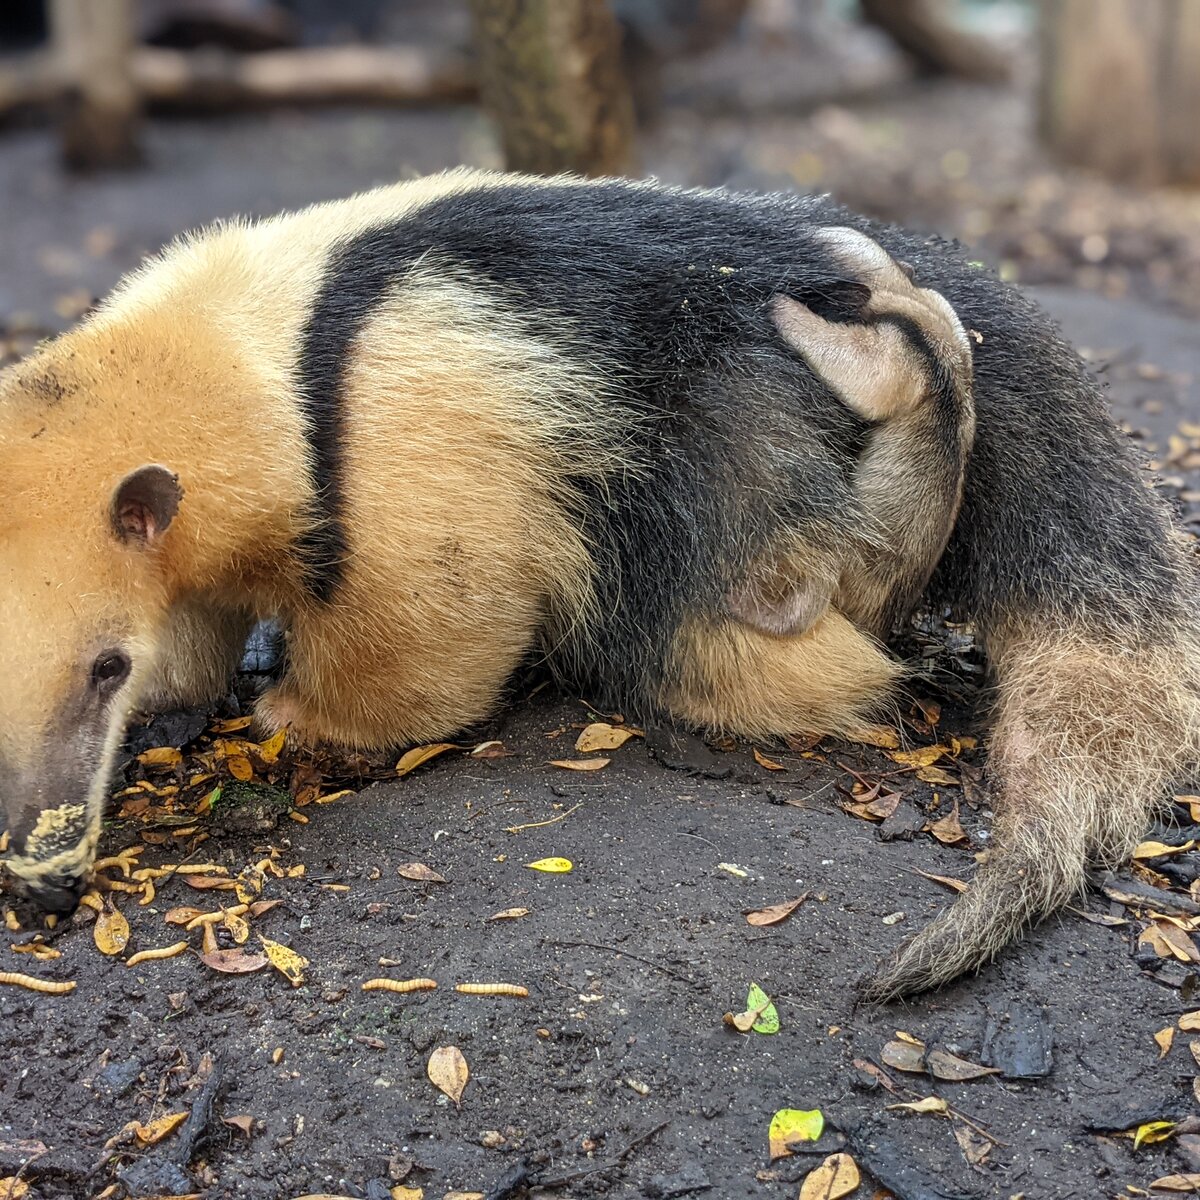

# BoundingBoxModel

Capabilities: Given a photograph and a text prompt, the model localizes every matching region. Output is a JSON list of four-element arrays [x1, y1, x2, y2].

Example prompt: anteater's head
[[1, 354, 183, 909]]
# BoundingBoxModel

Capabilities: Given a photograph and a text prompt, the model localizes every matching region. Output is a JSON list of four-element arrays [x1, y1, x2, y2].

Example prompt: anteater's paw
[[772, 226, 972, 423], [254, 685, 325, 750]]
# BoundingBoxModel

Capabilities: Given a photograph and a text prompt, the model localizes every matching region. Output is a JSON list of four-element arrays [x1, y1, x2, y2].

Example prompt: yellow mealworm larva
[[185, 903, 250, 931], [361, 978, 438, 994], [0, 971, 77, 994], [139, 878, 156, 907], [455, 983, 530, 998], [125, 942, 190, 967]]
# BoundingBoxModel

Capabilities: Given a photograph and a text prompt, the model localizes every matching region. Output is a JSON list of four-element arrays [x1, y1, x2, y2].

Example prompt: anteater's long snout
[[21, 869, 90, 914]]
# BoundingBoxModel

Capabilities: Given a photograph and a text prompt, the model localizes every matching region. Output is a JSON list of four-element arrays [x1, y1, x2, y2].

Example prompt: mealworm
[[455, 983, 529, 998], [0, 971, 76, 994], [184, 903, 250, 930], [139, 878, 156, 906], [126, 942, 189, 967], [361, 977, 438, 994]]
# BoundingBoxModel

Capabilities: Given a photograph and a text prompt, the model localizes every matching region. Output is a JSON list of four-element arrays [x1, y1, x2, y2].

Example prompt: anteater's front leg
[[253, 586, 543, 751]]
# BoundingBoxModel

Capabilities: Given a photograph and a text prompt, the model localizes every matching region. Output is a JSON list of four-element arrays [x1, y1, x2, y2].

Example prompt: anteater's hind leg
[[662, 610, 903, 740]]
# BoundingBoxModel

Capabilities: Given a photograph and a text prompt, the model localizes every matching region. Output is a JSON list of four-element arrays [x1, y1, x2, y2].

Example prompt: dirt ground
[[4, 42, 1200, 1200]]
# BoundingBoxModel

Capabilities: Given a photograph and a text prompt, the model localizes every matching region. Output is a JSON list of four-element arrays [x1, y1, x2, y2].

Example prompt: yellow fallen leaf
[[547, 758, 610, 771], [768, 1108, 824, 1160], [391, 1188, 426, 1200], [753, 748, 785, 771], [575, 722, 637, 752], [137, 746, 183, 768], [235, 865, 266, 905], [396, 743, 458, 776], [799, 1153, 860, 1200], [843, 724, 900, 750], [255, 727, 287, 763], [1141, 921, 1200, 964], [1156, 1027, 1176, 1058], [133, 1111, 188, 1144], [1135, 840, 1196, 860], [224, 909, 251, 945], [226, 754, 254, 781], [94, 899, 130, 956], [442, 1192, 484, 1200], [888, 1096, 950, 1115], [488, 908, 530, 921], [0, 1178, 30, 1198], [210, 715, 254, 733], [915, 765, 959, 786], [527, 858, 573, 873], [428, 1045, 469, 1107], [1133, 1120, 1176, 1148], [259, 935, 308, 987], [889, 744, 949, 769], [1180, 1011, 1200, 1032]]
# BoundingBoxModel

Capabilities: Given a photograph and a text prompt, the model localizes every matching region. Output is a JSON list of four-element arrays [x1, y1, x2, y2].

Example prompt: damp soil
[[3, 51, 1200, 1200]]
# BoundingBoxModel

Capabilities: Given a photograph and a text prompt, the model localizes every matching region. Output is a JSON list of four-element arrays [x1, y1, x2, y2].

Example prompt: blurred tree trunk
[[469, 0, 636, 177], [51, 0, 142, 170], [1039, 0, 1200, 185], [860, 0, 1009, 81]]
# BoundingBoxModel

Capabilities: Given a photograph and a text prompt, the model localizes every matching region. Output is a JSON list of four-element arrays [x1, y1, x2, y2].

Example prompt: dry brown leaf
[[843, 725, 900, 750], [0, 1179, 30, 1198], [1135, 839, 1197, 860], [183, 875, 238, 892], [952, 1121, 993, 1166], [165, 906, 208, 925], [199, 949, 269, 974], [926, 1048, 1000, 1081], [397, 863, 447, 884], [575, 722, 637, 753], [1155, 1027, 1176, 1058], [1151, 1174, 1200, 1192], [427, 1045, 469, 1107], [880, 1039, 926, 1074], [799, 1153, 860, 1200], [470, 740, 513, 759], [753, 748, 786, 771], [488, 908, 530, 921], [93, 899, 130, 956], [222, 1114, 255, 1138], [396, 743, 459, 777], [1141, 921, 1200, 964], [927, 802, 967, 846], [547, 757, 610, 771], [745, 895, 808, 927], [1181, 1011, 1200, 1032], [259, 935, 308, 987], [1177, 795, 1200, 823], [912, 868, 969, 894]]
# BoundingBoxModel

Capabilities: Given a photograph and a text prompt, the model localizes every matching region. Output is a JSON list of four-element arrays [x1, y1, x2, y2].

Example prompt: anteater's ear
[[111, 464, 182, 546]]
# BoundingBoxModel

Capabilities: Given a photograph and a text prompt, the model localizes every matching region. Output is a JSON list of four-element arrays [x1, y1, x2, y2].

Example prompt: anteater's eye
[[91, 650, 131, 692]]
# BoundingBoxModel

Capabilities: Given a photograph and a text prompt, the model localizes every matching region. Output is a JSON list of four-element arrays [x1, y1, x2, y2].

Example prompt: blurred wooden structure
[[51, 0, 142, 168], [860, 0, 1009, 81], [1039, 0, 1200, 185], [469, 0, 636, 177]]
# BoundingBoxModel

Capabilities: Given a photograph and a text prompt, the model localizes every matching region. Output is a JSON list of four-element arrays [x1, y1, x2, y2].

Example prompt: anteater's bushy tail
[[863, 622, 1200, 1000]]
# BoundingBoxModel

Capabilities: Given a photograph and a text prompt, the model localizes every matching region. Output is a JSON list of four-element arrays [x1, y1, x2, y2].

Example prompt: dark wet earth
[[3, 92, 1200, 1200]]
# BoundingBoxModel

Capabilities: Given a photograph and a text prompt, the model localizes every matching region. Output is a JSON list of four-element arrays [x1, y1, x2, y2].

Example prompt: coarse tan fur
[[1, 168, 1197, 1003]]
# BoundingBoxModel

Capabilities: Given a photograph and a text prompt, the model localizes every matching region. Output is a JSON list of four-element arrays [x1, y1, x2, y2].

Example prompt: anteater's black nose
[[25, 873, 89, 915]]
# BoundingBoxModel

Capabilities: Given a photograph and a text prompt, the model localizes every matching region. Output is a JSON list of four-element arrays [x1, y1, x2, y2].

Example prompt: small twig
[[506, 801, 582, 834], [546, 939, 694, 984], [534, 1120, 670, 1188]]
